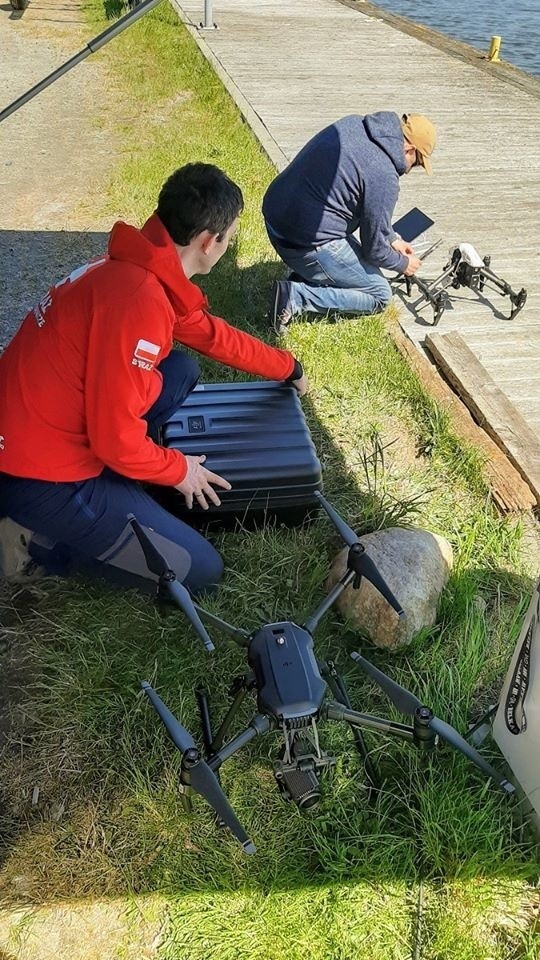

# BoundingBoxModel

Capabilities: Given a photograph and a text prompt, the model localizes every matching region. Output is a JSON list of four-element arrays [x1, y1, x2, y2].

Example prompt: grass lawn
[[0, 3, 539, 958]]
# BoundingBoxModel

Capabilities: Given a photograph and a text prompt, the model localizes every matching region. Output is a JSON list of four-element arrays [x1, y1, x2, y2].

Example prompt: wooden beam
[[385, 320, 537, 512], [426, 331, 540, 506]]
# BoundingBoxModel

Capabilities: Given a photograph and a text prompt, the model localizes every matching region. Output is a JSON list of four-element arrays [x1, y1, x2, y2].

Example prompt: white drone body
[[451, 243, 484, 268]]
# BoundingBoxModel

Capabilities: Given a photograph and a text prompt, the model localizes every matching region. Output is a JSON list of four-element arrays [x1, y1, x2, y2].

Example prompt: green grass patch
[[1, 3, 538, 959]]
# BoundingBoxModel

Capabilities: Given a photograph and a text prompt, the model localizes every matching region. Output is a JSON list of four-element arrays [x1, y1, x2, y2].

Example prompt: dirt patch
[[0, 0, 118, 347], [521, 513, 540, 579], [0, 897, 166, 960]]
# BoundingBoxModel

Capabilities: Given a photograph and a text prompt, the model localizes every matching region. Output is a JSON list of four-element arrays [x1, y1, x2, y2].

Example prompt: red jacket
[[0, 215, 296, 486]]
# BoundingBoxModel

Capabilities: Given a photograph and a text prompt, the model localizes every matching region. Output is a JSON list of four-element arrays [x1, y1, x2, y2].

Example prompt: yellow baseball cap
[[401, 114, 437, 174]]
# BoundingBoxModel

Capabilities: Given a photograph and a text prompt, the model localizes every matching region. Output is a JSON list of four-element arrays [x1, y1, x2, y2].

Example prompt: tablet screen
[[392, 208, 435, 243]]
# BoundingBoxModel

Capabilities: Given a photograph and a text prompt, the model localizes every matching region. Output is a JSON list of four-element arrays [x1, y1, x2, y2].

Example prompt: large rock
[[327, 527, 453, 649]]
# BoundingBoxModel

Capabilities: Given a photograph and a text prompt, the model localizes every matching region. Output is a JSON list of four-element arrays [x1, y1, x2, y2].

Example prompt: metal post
[[199, 0, 218, 30]]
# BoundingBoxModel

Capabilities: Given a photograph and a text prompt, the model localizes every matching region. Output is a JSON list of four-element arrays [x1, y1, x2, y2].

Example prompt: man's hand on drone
[[175, 454, 231, 510], [404, 253, 422, 276], [292, 372, 309, 397], [391, 238, 415, 256]]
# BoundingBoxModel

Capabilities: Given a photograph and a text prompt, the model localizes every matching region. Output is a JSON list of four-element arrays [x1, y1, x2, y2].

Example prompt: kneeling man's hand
[[392, 238, 415, 256], [404, 254, 422, 276], [175, 454, 231, 510]]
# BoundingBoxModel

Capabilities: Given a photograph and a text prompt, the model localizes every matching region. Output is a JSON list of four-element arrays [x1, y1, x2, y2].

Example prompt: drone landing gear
[[323, 659, 379, 792], [196, 673, 258, 756]]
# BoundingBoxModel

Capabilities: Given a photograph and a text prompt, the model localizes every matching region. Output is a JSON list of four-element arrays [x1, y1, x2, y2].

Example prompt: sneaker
[[270, 280, 295, 335], [0, 518, 45, 582]]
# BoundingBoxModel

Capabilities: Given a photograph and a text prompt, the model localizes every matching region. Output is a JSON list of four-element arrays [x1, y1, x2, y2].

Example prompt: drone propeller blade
[[315, 491, 358, 547], [314, 496, 404, 616], [141, 681, 256, 852], [141, 680, 196, 752], [129, 514, 169, 578], [187, 758, 256, 853], [349, 660, 513, 794], [351, 653, 422, 716], [429, 716, 514, 794], [129, 515, 215, 652], [352, 549, 405, 617], [167, 580, 215, 653]]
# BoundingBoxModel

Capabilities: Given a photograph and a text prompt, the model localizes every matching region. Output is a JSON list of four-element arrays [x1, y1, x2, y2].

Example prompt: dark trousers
[[0, 351, 223, 595]]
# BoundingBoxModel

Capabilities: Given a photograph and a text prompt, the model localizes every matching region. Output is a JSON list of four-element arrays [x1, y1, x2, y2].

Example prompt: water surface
[[371, 0, 540, 76]]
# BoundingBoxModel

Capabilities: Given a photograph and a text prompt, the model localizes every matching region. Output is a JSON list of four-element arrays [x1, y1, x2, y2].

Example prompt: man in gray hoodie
[[263, 112, 436, 333]]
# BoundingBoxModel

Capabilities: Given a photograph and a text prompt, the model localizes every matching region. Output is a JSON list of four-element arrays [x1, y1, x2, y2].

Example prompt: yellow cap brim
[[420, 154, 433, 175]]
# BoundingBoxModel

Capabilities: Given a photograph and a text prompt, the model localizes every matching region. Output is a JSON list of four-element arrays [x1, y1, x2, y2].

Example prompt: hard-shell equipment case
[[153, 381, 323, 528]]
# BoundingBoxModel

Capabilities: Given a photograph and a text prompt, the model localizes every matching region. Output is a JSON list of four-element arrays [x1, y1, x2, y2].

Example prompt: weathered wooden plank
[[385, 323, 536, 510], [426, 332, 540, 501]]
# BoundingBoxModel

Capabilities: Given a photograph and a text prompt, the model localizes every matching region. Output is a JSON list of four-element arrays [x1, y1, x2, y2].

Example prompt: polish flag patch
[[133, 338, 160, 367]]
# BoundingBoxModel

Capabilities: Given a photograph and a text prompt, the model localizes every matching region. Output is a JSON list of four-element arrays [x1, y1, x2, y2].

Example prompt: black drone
[[130, 492, 513, 855]]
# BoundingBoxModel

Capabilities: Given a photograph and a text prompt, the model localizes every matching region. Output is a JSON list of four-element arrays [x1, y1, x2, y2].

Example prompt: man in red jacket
[[0, 163, 307, 593]]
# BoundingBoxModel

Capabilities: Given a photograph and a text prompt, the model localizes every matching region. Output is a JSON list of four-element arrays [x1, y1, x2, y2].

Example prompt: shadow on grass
[[0, 232, 537, 914]]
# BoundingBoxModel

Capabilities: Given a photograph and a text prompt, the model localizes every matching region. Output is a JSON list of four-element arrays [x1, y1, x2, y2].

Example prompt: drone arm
[[323, 701, 414, 741], [209, 714, 272, 771], [303, 569, 356, 635], [480, 266, 514, 297], [193, 604, 250, 646]]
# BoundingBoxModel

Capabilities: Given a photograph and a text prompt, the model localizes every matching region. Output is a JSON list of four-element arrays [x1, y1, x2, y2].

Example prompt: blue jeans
[[0, 351, 223, 595], [267, 228, 392, 317]]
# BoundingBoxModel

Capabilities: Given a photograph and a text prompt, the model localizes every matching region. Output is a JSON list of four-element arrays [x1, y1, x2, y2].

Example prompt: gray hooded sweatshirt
[[262, 112, 409, 273]]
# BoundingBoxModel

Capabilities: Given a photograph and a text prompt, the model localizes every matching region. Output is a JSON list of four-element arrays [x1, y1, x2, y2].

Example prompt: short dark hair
[[157, 163, 244, 245]]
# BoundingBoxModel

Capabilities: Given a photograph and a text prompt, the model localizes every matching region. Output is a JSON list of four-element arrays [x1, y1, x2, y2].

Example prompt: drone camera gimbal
[[129, 493, 514, 855]]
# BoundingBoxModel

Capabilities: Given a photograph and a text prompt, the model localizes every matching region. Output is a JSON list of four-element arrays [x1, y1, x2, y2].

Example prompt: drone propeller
[[350, 653, 422, 715], [351, 653, 514, 793], [128, 515, 215, 653], [141, 682, 256, 854], [141, 680, 196, 751], [315, 490, 358, 547], [315, 492, 404, 617]]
